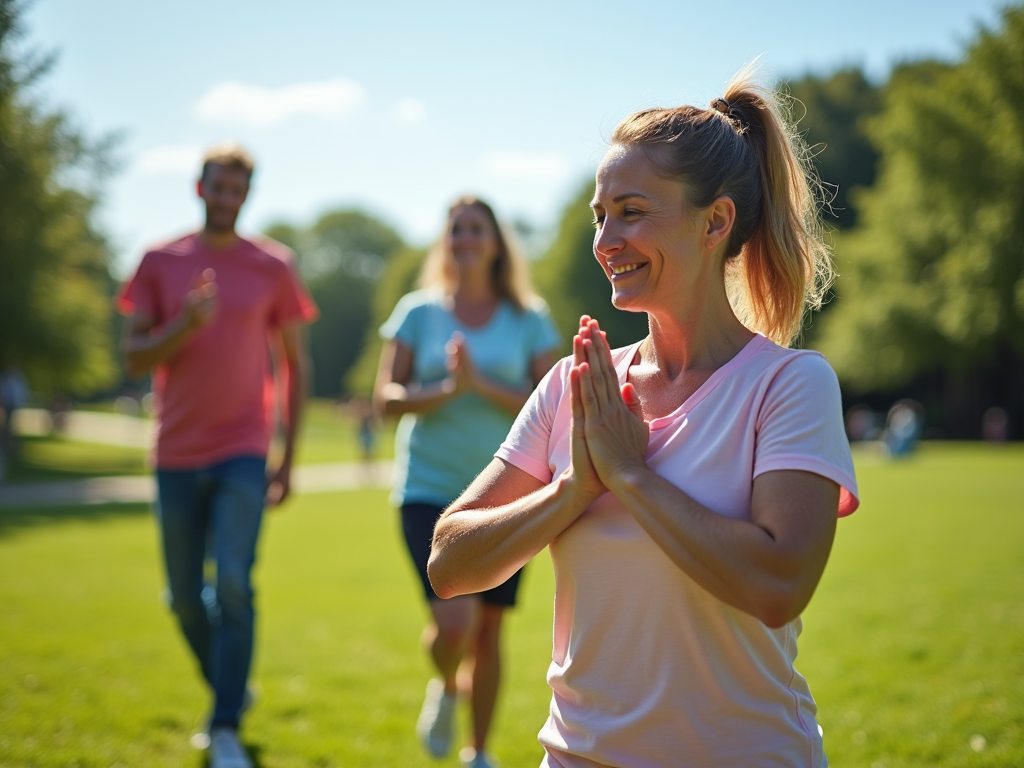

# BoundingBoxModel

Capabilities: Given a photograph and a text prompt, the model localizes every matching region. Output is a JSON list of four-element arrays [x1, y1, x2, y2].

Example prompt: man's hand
[[184, 269, 218, 330], [265, 460, 292, 507]]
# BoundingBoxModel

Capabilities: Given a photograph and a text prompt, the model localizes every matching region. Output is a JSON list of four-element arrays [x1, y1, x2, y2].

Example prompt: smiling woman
[[373, 197, 561, 768], [429, 69, 859, 768]]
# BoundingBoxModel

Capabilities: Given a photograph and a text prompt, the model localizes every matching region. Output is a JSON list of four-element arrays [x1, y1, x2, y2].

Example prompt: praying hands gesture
[[567, 316, 649, 505]]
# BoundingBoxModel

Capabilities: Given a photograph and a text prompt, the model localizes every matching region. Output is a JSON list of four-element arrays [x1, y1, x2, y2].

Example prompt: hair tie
[[711, 97, 747, 131]]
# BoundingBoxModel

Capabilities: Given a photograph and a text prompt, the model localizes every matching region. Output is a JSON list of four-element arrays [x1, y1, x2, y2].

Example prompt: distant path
[[4, 409, 394, 509], [12, 408, 153, 448], [0, 461, 393, 510]]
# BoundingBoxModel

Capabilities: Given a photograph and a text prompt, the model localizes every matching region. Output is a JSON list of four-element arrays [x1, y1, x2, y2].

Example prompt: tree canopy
[[785, 67, 882, 231], [815, 6, 1024, 435], [0, 0, 118, 395], [265, 209, 406, 398], [343, 244, 426, 397]]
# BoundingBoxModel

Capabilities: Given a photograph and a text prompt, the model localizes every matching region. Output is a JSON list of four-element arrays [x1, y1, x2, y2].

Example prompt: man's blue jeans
[[156, 455, 266, 729]]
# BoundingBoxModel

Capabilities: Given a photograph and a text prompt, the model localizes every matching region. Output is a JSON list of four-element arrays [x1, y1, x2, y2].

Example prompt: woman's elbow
[[375, 384, 407, 417], [752, 583, 814, 629], [426, 548, 460, 600]]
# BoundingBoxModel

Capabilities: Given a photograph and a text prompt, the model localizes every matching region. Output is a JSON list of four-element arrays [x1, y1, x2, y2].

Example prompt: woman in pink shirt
[[428, 71, 859, 768]]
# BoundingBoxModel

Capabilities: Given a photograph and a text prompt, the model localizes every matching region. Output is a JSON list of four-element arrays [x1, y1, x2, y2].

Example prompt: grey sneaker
[[209, 727, 252, 768], [416, 678, 457, 757], [460, 747, 499, 768]]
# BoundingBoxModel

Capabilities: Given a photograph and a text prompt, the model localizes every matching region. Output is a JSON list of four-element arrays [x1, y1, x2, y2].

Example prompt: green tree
[[0, 0, 118, 395], [265, 209, 406, 398], [785, 67, 882, 231], [344, 244, 426, 397], [816, 6, 1024, 436], [534, 181, 649, 349]]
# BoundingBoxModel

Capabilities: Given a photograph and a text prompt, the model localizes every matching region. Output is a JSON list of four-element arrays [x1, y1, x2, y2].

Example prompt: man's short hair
[[201, 142, 255, 181]]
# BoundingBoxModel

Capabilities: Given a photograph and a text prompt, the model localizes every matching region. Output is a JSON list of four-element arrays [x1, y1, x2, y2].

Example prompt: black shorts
[[400, 502, 524, 607]]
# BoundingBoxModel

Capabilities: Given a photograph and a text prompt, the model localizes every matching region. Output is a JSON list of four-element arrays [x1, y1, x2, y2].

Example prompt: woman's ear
[[705, 196, 736, 252]]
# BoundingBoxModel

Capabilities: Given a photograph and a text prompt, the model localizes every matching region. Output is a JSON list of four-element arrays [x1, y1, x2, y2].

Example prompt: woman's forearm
[[607, 466, 837, 628], [470, 374, 531, 416], [428, 466, 592, 599], [378, 379, 459, 416]]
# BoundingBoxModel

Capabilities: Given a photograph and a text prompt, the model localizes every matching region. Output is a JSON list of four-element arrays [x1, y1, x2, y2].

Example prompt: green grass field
[[0, 443, 1021, 767]]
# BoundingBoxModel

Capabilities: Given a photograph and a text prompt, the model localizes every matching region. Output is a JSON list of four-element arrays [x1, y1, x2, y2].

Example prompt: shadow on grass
[[4, 434, 149, 485], [0, 501, 153, 538]]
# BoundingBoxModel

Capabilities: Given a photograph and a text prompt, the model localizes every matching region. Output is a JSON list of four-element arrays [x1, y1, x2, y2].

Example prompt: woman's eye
[[623, 208, 641, 217], [591, 215, 605, 228]]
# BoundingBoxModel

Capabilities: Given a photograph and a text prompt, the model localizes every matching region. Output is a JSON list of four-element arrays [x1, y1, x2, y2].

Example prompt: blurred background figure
[[845, 404, 880, 443], [118, 143, 317, 768], [374, 197, 559, 768], [0, 365, 29, 478], [345, 395, 379, 480], [982, 407, 1009, 443], [883, 400, 924, 458], [48, 392, 71, 434]]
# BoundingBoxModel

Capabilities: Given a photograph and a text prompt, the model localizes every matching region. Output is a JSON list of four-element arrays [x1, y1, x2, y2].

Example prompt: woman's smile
[[609, 262, 648, 278]]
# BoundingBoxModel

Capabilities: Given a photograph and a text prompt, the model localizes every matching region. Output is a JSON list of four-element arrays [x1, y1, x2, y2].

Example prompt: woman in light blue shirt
[[375, 197, 560, 768]]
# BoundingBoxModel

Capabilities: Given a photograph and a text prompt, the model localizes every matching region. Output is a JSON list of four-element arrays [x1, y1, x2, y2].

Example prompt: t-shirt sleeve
[[270, 252, 319, 327], [525, 300, 563, 357], [495, 356, 570, 484], [116, 252, 158, 319], [754, 353, 860, 516], [379, 292, 423, 347]]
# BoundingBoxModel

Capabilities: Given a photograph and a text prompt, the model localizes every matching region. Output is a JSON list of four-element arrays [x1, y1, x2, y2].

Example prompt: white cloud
[[394, 97, 426, 124], [135, 144, 204, 174], [193, 78, 366, 126], [483, 151, 570, 181]]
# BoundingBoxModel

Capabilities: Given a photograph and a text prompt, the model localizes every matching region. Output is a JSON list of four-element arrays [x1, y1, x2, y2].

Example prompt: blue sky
[[25, 0, 1006, 274]]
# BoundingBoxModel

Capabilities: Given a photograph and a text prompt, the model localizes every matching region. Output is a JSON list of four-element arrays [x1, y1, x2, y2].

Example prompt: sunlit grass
[[289, 399, 396, 465], [0, 443, 1021, 767], [802, 442, 1024, 767]]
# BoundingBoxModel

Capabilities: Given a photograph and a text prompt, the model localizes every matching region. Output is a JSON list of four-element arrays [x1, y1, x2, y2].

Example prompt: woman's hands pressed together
[[444, 332, 475, 394], [568, 316, 650, 500]]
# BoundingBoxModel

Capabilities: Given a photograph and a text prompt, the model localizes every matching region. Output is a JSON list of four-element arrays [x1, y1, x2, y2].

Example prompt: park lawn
[[0, 443, 1021, 767], [800, 442, 1024, 767], [289, 400, 396, 465], [0, 490, 554, 768]]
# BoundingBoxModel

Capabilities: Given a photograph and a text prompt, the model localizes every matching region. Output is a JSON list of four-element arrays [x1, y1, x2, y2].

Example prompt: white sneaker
[[416, 678, 457, 757], [191, 685, 257, 751], [460, 747, 499, 768], [209, 727, 252, 768]]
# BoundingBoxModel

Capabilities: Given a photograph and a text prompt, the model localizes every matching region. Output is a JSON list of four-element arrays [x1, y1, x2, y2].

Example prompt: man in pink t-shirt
[[118, 143, 317, 768]]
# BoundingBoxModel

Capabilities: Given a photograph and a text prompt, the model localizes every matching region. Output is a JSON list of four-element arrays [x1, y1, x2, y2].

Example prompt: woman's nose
[[593, 221, 624, 257]]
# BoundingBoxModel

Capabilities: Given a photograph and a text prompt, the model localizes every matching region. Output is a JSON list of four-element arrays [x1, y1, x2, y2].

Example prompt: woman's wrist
[[605, 461, 653, 499], [554, 469, 605, 516]]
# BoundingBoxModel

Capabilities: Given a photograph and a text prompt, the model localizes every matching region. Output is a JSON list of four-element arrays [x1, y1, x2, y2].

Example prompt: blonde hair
[[610, 68, 833, 346], [418, 196, 534, 311], [201, 141, 255, 181]]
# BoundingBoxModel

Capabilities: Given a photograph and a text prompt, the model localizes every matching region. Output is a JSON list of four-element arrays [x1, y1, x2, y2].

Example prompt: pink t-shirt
[[118, 234, 318, 469], [496, 334, 858, 768]]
